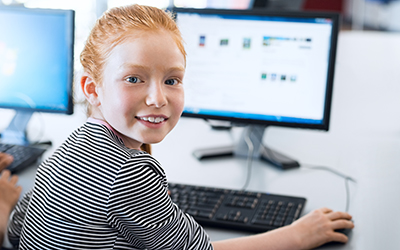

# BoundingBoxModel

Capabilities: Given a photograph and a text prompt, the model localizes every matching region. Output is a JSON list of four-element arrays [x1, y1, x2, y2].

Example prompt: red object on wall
[[303, 0, 344, 13]]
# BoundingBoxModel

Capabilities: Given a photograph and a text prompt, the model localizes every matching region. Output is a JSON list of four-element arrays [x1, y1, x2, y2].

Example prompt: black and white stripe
[[8, 121, 213, 249]]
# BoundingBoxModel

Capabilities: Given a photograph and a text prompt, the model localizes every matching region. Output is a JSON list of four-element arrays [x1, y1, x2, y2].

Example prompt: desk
[[2, 31, 400, 250]]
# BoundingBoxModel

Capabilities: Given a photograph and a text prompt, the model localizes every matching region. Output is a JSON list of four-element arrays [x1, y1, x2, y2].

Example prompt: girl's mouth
[[136, 116, 167, 124]]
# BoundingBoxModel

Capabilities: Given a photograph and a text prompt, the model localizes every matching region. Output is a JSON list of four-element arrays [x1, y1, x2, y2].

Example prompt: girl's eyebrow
[[119, 63, 149, 71], [120, 63, 185, 73], [167, 66, 185, 73]]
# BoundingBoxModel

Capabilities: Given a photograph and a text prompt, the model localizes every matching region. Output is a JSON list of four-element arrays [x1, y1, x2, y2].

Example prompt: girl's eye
[[126, 77, 141, 84], [165, 79, 179, 86]]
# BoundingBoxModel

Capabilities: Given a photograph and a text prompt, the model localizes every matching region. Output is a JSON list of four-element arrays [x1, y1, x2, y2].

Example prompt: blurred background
[[1, 0, 399, 99], [1, 0, 399, 48], [1, 0, 398, 66]]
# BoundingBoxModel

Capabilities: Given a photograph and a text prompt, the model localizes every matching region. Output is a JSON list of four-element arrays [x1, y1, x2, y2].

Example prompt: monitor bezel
[[174, 7, 340, 131], [0, 6, 75, 115]]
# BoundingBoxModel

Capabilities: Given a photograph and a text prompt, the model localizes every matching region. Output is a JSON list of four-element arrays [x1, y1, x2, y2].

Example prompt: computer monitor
[[0, 6, 74, 145], [173, 8, 339, 169]]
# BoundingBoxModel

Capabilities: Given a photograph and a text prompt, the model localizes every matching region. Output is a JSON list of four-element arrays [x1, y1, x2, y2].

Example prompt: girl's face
[[93, 30, 185, 149]]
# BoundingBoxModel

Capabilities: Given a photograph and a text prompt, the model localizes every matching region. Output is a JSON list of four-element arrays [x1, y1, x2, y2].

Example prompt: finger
[[319, 207, 333, 214], [330, 231, 349, 243], [0, 152, 13, 161], [331, 219, 355, 231], [0, 160, 6, 171], [0, 169, 11, 180], [16, 185, 23, 195], [0, 154, 13, 171], [9, 174, 19, 185], [327, 211, 352, 221]]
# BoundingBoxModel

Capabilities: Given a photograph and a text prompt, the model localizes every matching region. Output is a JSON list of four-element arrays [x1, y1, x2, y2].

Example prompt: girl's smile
[[136, 114, 168, 128]]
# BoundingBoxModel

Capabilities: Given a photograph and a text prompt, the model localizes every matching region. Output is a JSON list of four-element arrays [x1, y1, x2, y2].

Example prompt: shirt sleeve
[[7, 189, 33, 248], [106, 152, 213, 250]]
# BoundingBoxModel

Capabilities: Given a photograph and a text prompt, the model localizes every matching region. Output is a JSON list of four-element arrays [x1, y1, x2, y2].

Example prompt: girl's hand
[[289, 207, 354, 249], [212, 207, 354, 250], [0, 169, 22, 215], [0, 169, 21, 245]]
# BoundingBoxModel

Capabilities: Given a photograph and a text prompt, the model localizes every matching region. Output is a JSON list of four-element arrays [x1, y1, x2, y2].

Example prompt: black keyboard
[[169, 182, 306, 233], [0, 143, 46, 173]]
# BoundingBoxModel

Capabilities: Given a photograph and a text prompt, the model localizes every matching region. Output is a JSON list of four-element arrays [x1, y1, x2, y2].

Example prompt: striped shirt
[[8, 120, 213, 249]]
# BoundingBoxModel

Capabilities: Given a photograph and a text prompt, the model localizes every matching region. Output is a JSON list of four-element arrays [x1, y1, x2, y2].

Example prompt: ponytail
[[140, 143, 152, 154]]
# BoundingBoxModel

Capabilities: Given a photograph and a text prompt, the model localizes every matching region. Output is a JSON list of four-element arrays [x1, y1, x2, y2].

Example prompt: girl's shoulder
[[122, 150, 165, 176], [117, 150, 167, 188], [71, 121, 166, 179]]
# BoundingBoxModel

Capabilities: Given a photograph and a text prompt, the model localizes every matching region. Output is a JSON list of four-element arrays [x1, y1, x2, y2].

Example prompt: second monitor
[[174, 8, 340, 169], [0, 6, 75, 145]]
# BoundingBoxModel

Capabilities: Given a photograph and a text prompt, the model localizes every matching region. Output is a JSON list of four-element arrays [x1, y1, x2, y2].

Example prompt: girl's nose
[[145, 82, 167, 108]]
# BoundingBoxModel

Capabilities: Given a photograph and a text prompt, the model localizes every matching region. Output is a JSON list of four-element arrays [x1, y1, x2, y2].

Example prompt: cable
[[237, 125, 355, 211], [248, 127, 354, 211], [301, 165, 357, 212], [241, 127, 254, 191]]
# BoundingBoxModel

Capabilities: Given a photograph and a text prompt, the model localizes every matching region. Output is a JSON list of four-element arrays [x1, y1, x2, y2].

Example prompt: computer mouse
[[320, 224, 353, 247], [335, 227, 353, 236], [335, 219, 354, 236]]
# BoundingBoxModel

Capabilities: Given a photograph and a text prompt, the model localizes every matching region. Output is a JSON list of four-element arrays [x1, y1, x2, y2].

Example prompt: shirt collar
[[87, 117, 125, 143]]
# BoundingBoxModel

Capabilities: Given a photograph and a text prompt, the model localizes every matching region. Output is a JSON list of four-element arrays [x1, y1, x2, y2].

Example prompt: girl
[[8, 4, 353, 249]]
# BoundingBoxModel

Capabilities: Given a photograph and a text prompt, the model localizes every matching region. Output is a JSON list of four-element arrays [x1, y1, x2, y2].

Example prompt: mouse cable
[[241, 126, 254, 191], [235, 124, 356, 212], [301, 165, 357, 213]]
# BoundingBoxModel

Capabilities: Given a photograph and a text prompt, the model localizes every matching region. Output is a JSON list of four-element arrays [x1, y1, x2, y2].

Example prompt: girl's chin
[[118, 127, 170, 148], [124, 136, 165, 148], [141, 137, 164, 144]]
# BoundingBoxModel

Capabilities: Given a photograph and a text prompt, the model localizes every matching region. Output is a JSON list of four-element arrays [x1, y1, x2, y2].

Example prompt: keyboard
[[169, 183, 306, 233], [0, 143, 46, 173]]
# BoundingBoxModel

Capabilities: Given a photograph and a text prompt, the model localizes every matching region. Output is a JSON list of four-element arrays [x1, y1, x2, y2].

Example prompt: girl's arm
[[212, 207, 354, 250], [107, 154, 213, 249]]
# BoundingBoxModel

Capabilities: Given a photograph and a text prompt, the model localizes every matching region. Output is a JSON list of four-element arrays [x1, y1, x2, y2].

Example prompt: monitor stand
[[1, 110, 33, 145], [192, 124, 300, 170]]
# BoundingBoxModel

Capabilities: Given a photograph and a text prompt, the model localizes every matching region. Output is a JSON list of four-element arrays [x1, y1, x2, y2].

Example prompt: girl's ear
[[81, 73, 101, 107]]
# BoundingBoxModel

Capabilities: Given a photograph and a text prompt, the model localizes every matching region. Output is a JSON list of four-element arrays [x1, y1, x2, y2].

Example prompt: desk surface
[[3, 31, 400, 250]]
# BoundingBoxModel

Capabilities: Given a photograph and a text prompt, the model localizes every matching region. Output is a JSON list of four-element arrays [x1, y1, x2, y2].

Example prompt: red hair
[[80, 4, 186, 110]]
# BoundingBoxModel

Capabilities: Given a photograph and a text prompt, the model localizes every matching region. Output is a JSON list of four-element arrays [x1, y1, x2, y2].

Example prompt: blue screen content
[[0, 8, 73, 113], [176, 11, 334, 125]]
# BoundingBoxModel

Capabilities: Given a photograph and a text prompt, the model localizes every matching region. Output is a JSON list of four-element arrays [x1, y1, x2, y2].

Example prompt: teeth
[[139, 117, 165, 123]]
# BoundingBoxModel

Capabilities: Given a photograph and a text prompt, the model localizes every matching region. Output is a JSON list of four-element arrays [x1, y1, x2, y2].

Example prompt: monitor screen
[[174, 8, 339, 131], [0, 6, 74, 114]]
